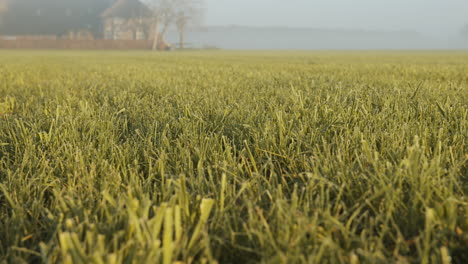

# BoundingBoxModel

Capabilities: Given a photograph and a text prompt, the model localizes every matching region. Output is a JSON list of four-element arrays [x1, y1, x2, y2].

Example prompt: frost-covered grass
[[0, 51, 467, 263]]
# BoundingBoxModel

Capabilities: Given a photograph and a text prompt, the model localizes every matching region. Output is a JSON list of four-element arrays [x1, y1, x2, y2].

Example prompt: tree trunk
[[160, 22, 169, 41], [152, 20, 160, 51], [111, 18, 115, 40], [159, 23, 170, 48], [179, 28, 185, 49], [132, 27, 137, 40]]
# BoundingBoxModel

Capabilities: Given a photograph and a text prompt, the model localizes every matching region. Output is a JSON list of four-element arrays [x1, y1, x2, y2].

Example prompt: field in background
[[0, 51, 467, 263]]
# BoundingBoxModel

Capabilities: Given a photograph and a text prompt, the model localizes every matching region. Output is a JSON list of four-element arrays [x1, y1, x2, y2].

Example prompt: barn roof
[[101, 0, 152, 19]]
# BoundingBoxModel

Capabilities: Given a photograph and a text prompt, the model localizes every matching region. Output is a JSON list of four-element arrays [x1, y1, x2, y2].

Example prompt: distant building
[[0, 0, 152, 40], [101, 0, 152, 40]]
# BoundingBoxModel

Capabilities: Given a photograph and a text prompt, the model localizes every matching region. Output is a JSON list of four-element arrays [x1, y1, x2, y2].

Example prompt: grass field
[[0, 51, 467, 263]]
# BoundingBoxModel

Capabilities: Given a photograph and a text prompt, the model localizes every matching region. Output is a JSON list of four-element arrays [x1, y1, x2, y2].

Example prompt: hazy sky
[[204, 0, 468, 37]]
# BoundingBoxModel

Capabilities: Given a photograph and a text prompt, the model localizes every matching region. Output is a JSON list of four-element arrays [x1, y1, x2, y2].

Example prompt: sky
[[204, 0, 468, 37]]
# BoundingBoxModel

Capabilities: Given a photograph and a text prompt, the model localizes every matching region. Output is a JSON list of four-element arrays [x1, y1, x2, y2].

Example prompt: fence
[[0, 39, 153, 50]]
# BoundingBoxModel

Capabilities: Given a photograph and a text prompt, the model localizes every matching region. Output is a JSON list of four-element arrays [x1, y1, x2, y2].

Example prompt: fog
[[204, 0, 468, 38], [1, 0, 467, 50], [166, 26, 467, 50], [177, 0, 468, 50]]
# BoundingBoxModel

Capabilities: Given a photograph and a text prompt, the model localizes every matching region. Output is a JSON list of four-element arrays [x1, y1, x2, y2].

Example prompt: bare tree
[[144, 0, 203, 50], [173, 0, 203, 49], [144, 0, 174, 50]]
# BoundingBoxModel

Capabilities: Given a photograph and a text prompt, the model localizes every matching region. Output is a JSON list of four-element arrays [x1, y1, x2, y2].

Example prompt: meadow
[[0, 51, 467, 263]]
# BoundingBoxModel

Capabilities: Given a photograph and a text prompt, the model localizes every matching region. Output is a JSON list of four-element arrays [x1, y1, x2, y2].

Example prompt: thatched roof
[[101, 0, 152, 19]]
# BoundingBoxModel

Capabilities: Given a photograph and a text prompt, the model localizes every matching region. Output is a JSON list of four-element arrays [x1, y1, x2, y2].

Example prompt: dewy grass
[[0, 50, 467, 263]]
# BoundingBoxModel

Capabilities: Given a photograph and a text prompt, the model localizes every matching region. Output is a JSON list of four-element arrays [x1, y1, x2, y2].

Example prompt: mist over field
[[166, 26, 468, 50], [205, 0, 468, 36], [1, 0, 468, 50], [183, 0, 468, 50]]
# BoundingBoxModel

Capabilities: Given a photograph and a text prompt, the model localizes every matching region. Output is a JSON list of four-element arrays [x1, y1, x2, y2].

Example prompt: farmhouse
[[101, 0, 152, 40], [0, 0, 153, 40]]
